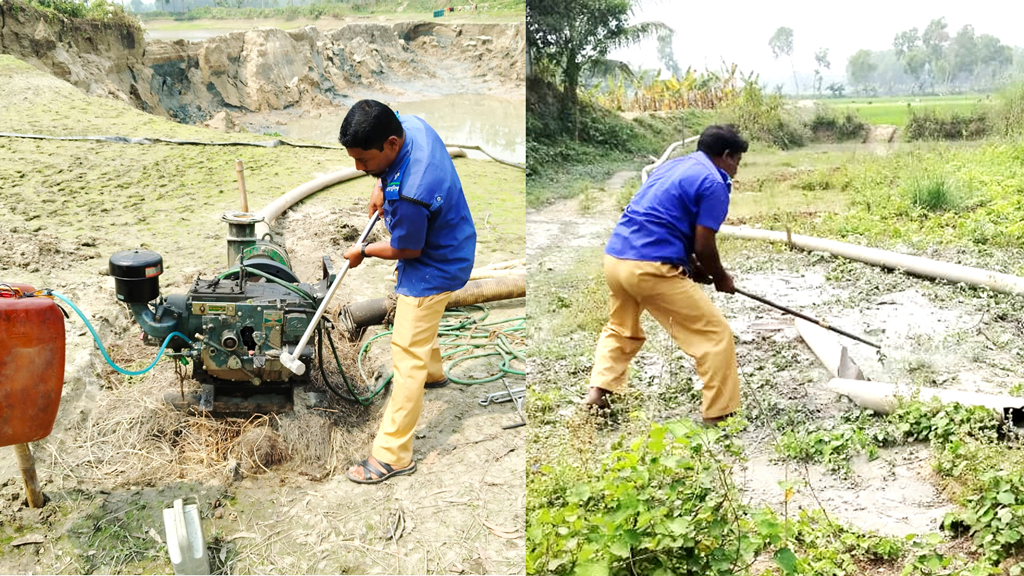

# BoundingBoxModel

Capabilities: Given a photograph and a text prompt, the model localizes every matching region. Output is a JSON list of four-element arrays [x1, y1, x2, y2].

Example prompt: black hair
[[338, 99, 404, 151], [697, 124, 748, 158]]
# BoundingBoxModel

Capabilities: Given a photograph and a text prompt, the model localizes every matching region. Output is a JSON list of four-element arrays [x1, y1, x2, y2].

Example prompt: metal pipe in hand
[[734, 287, 881, 349], [280, 213, 379, 375]]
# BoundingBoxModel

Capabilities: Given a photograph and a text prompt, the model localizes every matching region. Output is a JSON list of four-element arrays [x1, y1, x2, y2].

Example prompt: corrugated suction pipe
[[337, 275, 525, 341]]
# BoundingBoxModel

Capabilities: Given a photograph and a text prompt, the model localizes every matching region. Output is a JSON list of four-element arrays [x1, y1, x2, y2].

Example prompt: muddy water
[[261, 94, 526, 164]]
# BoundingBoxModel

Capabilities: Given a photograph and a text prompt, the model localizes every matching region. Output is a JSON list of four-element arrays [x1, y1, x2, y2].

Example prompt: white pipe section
[[280, 213, 380, 375], [794, 318, 867, 380], [827, 378, 1024, 418], [254, 147, 467, 238], [720, 225, 1024, 297], [640, 135, 699, 183]]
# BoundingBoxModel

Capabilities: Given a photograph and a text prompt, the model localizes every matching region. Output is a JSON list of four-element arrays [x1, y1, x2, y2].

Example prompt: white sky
[[611, 0, 1024, 88]]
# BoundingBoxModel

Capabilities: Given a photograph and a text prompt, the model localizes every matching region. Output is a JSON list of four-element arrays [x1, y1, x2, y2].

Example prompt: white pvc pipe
[[254, 147, 467, 238], [827, 378, 1024, 419], [641, 136, 699, 183], [720, 225, 1024, 297], [795, 318, 865, 380]]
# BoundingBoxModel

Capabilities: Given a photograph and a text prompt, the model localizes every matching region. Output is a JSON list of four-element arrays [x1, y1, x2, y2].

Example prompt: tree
[[813, 48, 830, 95], [527, 0, 671, 104], [950, 25, 978, 86], [921, 17, 950, 87], [893, 28, 927, 92], [656, 31, 682, 79], [825, 82, 845, 97], [130, 0, 143, 11], [769, 26, 798, 94], [847, 49, 876, 94], [977, 34, 1012, 86]]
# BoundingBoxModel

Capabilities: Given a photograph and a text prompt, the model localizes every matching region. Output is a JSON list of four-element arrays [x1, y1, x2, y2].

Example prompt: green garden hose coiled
[[317, 305, 526, 404]]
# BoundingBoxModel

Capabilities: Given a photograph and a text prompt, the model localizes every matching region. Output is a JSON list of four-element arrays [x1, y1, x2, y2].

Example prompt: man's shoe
[[702, 412, 736, 427], [425, 377, 450, 389], [583, 387, 613, 411]]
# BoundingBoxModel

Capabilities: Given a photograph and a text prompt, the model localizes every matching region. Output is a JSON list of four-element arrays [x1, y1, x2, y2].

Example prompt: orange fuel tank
[[0, 282, 65, 447]]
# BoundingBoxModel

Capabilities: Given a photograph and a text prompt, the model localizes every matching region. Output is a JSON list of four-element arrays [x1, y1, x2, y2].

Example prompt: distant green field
[[819, 94, 995, 126]]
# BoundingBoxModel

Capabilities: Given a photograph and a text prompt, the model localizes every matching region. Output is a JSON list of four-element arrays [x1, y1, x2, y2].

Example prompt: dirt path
[[524, 166, 1021, 539]]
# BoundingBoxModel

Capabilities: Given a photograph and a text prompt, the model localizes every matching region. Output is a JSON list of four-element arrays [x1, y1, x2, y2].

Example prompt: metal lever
[[280, 212, 379, 375]]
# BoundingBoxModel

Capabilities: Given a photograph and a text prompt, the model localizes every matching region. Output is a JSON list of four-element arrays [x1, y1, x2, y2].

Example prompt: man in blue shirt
[[585, 125, 748, 425], [338, 99, 476, 483]]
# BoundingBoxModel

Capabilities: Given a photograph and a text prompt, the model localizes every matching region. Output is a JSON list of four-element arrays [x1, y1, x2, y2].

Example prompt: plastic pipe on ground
[[794, 318, 867, 380], [254, 147, 467, 238], [720, 225, 1024, 297], [827, 378, 1024, 421], [641, 135, 700, 183]]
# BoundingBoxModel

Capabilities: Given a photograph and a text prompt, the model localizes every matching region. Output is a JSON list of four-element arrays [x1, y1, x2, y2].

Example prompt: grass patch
[[16, 0, 142, 30], [139, 0, 524, 21], [822, 95, 996, 127], [905, 174, 964, 212]]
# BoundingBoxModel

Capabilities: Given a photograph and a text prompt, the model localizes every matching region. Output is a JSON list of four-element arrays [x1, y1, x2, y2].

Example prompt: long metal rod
[[280, 213, 379, 375], [13, 443, 45, 508], [734, 287, 881, 349]]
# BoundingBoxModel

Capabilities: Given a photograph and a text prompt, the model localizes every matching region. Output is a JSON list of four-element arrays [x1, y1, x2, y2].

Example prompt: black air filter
[[109, 249, 163, 303]]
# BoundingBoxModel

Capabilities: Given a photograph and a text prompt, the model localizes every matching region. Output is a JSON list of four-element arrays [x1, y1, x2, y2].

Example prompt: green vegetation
[[822, 95, 993, 127], [527, 404, 1024, 575], [525, 76, 710, 208], [139, 0, 524, 20], [771, 400, 1024, 568], [18, 0, 141, 30]]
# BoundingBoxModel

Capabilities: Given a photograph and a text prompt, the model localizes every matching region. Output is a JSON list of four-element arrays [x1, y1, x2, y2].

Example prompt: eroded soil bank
[[0, 0, 525, 124]]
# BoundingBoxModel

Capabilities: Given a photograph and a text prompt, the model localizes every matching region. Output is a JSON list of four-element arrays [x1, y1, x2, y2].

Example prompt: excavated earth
[[0, 0, 525, 125]]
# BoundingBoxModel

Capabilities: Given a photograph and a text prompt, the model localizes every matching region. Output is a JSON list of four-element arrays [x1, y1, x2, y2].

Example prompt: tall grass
[[905, 175, 963, 212], [993, 83, 1024, 138]]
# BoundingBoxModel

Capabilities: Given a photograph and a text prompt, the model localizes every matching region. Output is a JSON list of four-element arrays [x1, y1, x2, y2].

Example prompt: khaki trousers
[[371, 292, 451, 467], [589, 255, 740, 419]]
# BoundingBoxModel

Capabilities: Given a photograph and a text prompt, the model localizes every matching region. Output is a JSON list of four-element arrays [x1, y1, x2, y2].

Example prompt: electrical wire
[[217, 265, 317, 303]]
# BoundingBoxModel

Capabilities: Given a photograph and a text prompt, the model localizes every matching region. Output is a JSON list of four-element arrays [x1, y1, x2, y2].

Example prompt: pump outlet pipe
[[720, 225, 1024, 297], [254, 148, 467, 238], [280, 213, 379, 375]]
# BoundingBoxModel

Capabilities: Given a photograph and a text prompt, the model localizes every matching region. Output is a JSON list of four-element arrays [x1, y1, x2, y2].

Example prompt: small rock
[[213, 507, 224, 519], [11, 534, 45, 547]]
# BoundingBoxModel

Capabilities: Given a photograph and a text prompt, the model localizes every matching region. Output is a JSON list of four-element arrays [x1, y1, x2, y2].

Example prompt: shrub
[[905, 109, 990, 141], [806, 107, 867, 142], [993, 83, 1024, 138], [527, 421, 761, 575], [904, 174, 964, 213], [723, 83, 807, 149]]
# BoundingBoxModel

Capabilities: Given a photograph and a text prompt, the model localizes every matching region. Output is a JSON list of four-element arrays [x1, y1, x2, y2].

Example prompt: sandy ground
[[525, 167, 1024, 542], [0, 53, 525, 574]]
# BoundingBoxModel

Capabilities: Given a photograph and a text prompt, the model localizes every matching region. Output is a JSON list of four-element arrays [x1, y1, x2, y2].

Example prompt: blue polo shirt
[[605, 151, 731, 272], [381, 116, 476, 297]]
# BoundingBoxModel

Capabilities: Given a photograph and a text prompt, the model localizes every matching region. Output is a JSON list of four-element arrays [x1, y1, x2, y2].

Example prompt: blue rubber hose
[[47, 291, 192, 376]]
